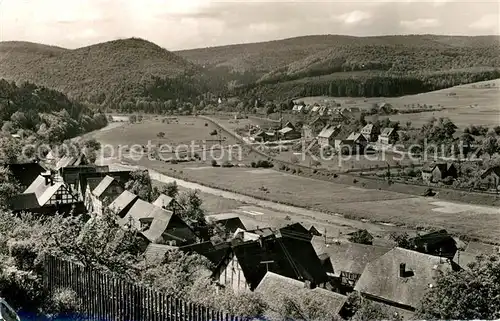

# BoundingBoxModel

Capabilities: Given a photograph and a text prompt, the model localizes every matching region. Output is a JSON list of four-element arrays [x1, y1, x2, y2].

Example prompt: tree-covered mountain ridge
[[1, 35, 499, 105]]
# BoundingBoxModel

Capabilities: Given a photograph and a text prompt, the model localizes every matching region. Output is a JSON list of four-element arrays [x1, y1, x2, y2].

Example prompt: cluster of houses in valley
[[291, 101, 393, 116], [251, 114, 400, 156], [5, 153, 500, 320]]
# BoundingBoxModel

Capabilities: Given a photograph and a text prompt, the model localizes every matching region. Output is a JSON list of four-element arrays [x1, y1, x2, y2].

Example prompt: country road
[[98, 157, 404, 236]]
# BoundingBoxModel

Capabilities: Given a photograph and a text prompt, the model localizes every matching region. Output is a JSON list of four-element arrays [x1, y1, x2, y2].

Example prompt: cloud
[[333, 10, 372, 25], [0, 0, 498, 50], [469, 14, 499, 30], [400, 18, 442, 29]]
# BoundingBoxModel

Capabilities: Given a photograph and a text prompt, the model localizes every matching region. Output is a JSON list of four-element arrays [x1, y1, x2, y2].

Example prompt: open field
[[118, 154, 500, 244], [297, 78, 500, 129]]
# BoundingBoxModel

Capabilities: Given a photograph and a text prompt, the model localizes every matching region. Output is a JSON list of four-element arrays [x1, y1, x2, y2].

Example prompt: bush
[[170, 159, 178, 164], [279, 164, 286, 171], [48, 288, 80, 315], [255, 160, 273, 168], [353, 179, 358, 184], [251, 161, 256, 168], [204, 123, 208, 127], [333, 174, 338, 178], [211, 160, 218, 167], [292, 169, 297, 174]]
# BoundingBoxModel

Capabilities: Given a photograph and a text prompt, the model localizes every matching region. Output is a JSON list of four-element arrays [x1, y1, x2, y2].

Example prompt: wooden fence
[[43, 256, 241, 321]]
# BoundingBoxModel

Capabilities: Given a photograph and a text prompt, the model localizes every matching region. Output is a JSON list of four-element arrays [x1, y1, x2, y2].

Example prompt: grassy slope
[[0, 38, 197, 102]]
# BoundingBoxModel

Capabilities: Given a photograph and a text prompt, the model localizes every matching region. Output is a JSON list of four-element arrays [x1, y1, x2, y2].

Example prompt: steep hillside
[[0, 38, 201, 104]]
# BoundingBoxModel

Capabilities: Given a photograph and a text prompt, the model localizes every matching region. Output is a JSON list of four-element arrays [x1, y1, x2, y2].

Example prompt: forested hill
[[0, 79, 107, 145], [1, 35, 500, 108], [177, 35, 500, 81], [0, 38, 202, 106]]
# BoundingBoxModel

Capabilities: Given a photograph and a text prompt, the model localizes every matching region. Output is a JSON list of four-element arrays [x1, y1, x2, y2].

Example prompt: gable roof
[[120, 199, 176, 242], [255, 272, 347, 318], [55, 154, 87, 170], [380, 128, 396, 137], [227, 235, 328, 290], [152, 194, 174, 208], [354, 247, 453, 309], [24, 175, 70, 206], [481, 166, 500, 179], [143, 243, 176, 263], [361, 124, 374, 134], [108, 190, 139, 217], [209, 216, 247, 234], [347, 132, 366, 142], [179, 241, 230, 267], [79, 171, 131, 197], [92, 175, 116, 198], [5, 162, 45, 187], [422, 162, 448, 173], [452, 250, 481, 270], [311, 238, 391, 276], [318, 125, 340, 139], [9, 193, 41, 211], [278, 127, 294, 134]]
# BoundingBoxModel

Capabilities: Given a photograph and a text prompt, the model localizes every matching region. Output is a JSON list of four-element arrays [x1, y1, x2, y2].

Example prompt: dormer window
[[139, 218, 153, 231]]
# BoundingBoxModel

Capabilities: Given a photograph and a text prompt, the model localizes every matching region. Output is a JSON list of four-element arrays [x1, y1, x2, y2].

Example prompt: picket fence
[[43, 256, 242, 321]]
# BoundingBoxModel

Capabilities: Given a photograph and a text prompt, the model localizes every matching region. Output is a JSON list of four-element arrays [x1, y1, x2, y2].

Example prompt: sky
[[0, 0, 499, 50]]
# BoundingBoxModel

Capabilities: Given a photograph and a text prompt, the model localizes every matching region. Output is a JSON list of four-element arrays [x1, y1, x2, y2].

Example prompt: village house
[[312, 237, 391, 290], [377, 102, 393, 114], [253, 130, 277, 143], [206, 214, 247, 234], [78, 171, 132, 202], [86, 175, 125, 215], [4, 161, 46, 189], [179, 241, 231, 268], [108, 190, 139, 218], [378, 128, 399, 146], [330, 111, 346, 125], [10, 171, 82, 215], [354, 247, 453, 314], [453, 241, 500, 270], [301, 124, 314, 141], [335, 132, 367, 154], [317, 125, 341, 147], [360, 124, 377, 142], [480, 166, 500, 190], [255, 272, 347, 320], [213, 230, 328, 292], [152, 194, 184, 215], [409, 230, 457, 260], [277, 122, 301, 140], [421, 163, 458, 184], [60, 165, 109, 194], [119, 199, 197, 247]]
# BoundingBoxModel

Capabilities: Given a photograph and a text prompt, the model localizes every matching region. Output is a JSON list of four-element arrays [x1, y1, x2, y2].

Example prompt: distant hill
[[0, 38, 200, 104], [1, 35, 500, 108], [177, 35, 500, 84]]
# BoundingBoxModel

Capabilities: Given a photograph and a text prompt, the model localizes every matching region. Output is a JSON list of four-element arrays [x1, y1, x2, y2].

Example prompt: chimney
[[399, 263, 406, 277], [41, 171, 53, 186]]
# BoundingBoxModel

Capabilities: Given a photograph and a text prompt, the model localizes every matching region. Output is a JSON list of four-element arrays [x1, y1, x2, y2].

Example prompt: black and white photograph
[[0, 0, 499, 320]]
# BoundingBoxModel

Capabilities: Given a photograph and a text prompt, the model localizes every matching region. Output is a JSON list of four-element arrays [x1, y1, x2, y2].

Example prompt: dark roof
[[179, 241, 230, 267], [9, 193, 40, 211], [79, 171, 131, 196], [411, 230, 456, 247], [255, 272, 347, 319], [354, 248, 453, 309], [227, 235, 328, 290], [60, 165, 109, 184], [210, 217, 247, 234], [5, 162, 45, 187], [311, 238, 391, 277]]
